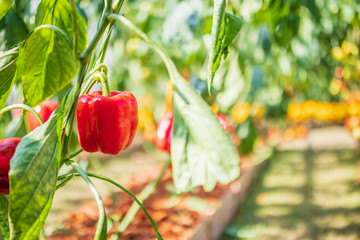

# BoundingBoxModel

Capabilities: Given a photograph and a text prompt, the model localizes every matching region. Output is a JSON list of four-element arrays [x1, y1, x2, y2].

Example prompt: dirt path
[[221, 149, 360, 240]]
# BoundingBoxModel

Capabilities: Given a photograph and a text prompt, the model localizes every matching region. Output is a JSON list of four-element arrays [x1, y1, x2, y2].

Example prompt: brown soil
[[48, 163, 247, 240]]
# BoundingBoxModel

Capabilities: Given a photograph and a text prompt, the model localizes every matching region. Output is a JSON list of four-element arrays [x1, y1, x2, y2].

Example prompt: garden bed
[[47, 150, 269, 240]]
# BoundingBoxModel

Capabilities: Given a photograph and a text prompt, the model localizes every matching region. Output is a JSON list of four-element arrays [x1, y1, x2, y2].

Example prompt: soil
[[48, 162, 250, 240]]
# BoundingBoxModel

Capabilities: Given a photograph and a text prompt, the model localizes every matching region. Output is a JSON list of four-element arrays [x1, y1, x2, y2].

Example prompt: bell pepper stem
[[100, 74, 110, 97], [92, 71, 110, 97], [0, 104, 44, 125]]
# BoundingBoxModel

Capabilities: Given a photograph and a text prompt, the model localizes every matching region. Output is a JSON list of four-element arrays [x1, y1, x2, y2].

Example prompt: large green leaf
[[0, 47, 18, 110], [20, 28, 76, 106], [19, 0, 87, 107], [0, 196, 10, 240], [172, 78, 240, 192], [36, 0, 87, 52], [0, 9, 28, 50], [207, 9, 243, 91], [0, 0, 13, 21], [110, 15, 240, 193], [9, 112, 59, 240]]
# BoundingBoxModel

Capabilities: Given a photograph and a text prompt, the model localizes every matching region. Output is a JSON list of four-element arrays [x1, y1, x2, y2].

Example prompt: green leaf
[[206, 0, 226, 92], [20, 27, 75, 107], [0, 0, 13, 21], [237, 118, 258, 156], [172, 83, 240, 192], [222, 13, 243, 57], [19, 0, 88, 107], [0, 195, 10, 240], [0, 47, 18, 110], [109, 14, 240, 193], [207, 10, 243, 91], [9, 112, 59, 240], [0, 9, 28, 50], [36, 0, 87, 52]]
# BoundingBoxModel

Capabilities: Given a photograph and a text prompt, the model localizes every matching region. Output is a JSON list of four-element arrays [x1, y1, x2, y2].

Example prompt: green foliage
[[9, 113, 59, 240], [112, 15, 240, 193], [0, 0, 13, 21], [207, 0, 243, 90], [0, 47, 18, 110], [0, 9, 28, 50], [0, 196, 9, 240], [19, 27, 76, 106], [17, 0, 88, 107], [36, 0, 87, 52], [237, 118, 258, 156]]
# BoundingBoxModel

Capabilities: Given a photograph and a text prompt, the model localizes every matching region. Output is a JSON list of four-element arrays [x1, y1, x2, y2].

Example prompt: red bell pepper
[[0, 137, 21, 194], [216, 113, 230, 132], [154, 111, 173, 154], [26, 100, 59, 131], [76, 91, 138, 155], [154, 112, 229, 154]]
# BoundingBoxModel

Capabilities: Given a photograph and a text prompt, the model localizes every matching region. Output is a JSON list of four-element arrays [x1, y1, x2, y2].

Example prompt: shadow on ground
[[222, 149, 360, 240]]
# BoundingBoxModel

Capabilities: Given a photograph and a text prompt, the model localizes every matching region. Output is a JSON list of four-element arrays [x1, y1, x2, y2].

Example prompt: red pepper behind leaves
[[154, 112, 229, 154], [0, 176, 9, 195], [154, 111, 173, 154], [26, 100, 59, 131], [216, 113, 230, 132], [76, 91, 138, 155], [0, 137, 21, 194]]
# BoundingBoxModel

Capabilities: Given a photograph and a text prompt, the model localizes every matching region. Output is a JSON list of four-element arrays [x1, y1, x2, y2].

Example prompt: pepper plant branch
[[61, 63, 87, 158], [80, 0, 113, 63], [56, 174, 73, 190], [96, 0, 125, 65], [69, 0, 79, 58], [0, 104, 44, 125], [113, 158, 171, 238], [67, 148, 83, 160]]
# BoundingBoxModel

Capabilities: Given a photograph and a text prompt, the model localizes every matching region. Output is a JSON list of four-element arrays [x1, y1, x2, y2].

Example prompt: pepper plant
[[0, 0, 242, 239]]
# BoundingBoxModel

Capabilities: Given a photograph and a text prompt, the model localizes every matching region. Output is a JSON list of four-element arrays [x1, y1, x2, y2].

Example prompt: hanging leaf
[[111, 15, 240, 193], [0, 0, 13, 21], [0, 47, 19, 110], [207, 10, 243, 91], [19, 0, 88, 106], [36, 0, 87, 52], [0, 9, 28, 50], [0, 196, 10, 240], [9, 112, 60, 240]]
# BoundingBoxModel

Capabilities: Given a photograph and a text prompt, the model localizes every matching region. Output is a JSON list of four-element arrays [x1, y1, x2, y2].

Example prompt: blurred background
[[2, 0, 360, 239]]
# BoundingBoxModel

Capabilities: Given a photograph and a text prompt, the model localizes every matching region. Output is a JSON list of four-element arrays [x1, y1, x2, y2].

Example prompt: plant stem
[[100, 74, 110, 97], [69, 0, 79, 58], [0, 103, 44, 125], [80, 6, 111, 63], [61, 62, 87, 158], [112, 158, 170, 238], [68, 148, 84, 159], [59, 171, 164, 240], [69, 161, 107, 240], [96, 0, 125, 65]]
